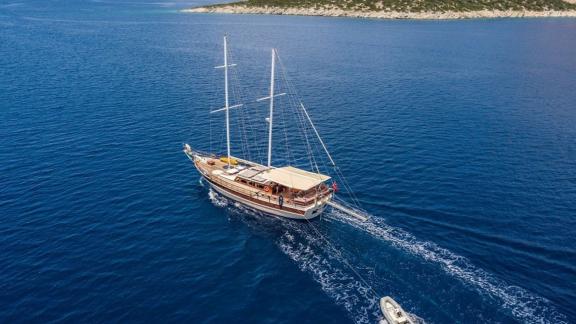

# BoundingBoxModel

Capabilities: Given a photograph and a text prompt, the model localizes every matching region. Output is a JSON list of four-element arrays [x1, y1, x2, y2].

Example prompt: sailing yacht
[[184, 36, 365, 221], [183, 41, 407, 319]]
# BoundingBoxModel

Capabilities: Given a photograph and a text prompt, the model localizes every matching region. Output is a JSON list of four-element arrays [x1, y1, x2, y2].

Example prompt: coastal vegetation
[[206, 0, 576, 12]]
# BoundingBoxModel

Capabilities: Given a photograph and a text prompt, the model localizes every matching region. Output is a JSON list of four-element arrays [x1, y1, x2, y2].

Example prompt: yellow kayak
[[219, 157, 238, 165]]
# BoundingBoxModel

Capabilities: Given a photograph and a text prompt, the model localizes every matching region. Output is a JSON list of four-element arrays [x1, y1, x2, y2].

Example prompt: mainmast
[[224, 36, 231, 167], [256, 48, 285, 167], [267, 49, 276, 167]]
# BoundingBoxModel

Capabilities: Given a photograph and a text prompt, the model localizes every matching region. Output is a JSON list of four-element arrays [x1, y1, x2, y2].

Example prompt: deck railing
[[209, 175, 306, 210]]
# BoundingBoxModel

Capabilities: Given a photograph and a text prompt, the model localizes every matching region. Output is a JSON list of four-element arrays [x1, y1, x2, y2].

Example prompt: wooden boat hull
[[184, 147, 330, 220], [204, 174, 326, 220]]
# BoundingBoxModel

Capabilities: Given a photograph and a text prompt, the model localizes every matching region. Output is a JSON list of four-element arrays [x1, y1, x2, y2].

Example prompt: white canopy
[[260, 166, 331, 191]]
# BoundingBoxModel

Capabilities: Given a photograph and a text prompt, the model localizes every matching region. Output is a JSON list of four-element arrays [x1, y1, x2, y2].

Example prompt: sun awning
[[260, 166, 331, 191]]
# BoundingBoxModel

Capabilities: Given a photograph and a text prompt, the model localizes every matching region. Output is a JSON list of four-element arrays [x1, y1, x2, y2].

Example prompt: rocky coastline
[[182, 4, 576, 20]]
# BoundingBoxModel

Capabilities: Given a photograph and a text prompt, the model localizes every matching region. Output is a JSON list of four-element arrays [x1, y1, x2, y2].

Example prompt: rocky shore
[[182, 4, 576, 20]]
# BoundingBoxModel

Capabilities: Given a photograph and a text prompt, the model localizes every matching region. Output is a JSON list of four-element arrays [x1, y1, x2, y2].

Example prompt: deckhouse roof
[[261, 166, 330, 191]]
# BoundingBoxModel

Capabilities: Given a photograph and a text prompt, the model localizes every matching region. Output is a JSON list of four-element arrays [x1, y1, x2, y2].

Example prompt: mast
[[212, 36, 242, 162], [267, 49, 276, 167], [223, 36, 231, 167]]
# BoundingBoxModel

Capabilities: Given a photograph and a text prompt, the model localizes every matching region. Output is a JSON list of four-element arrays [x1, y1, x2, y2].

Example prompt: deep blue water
[[1, 1, 576, 323]]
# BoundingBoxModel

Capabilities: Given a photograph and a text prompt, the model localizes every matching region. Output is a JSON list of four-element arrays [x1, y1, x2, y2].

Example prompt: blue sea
[[1, 1, 575, 323]]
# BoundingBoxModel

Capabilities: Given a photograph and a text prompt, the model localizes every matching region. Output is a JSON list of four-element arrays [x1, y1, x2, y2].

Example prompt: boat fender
[[278, 195, 284, 207]]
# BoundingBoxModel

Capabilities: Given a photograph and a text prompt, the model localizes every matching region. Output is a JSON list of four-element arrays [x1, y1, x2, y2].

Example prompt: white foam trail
[[278, 223, 381, 324], [205, 188, 561, 323], [206, 189, 422, 323], [327, 209, 567, 324], [207, 188, 228, 208]]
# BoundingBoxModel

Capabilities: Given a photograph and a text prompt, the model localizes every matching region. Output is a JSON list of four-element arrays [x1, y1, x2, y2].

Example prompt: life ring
[[264, 186, 271, 193]]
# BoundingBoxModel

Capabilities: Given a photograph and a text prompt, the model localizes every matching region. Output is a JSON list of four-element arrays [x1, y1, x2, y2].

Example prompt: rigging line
[[276, 55, 363, 210], [241, 100, 260, 163], [301, 216, 382, 302], [237, 75, 255, 162], [233, 51, 252, 160], [276, 56, 327, 177], [286, 85, 316, 170], [276, 54, 360, 205], [285, 87, 326, 174], [251, 59, 271, 162], [231, 68, 251, 160], [206, 40, 225, 153], [291, 91, 319, 173], [236, 92, 261, 163], [297, 105, 321, 173], [277, 85, 295, 166], [226, 50, 245, 159], [217, 119, 226, 157], [295, 95, 330, 176], [277, 60, 320, 174], [212, 40, 229, 158], [294, 94, 324, 176], [300, 102, 335, 167], [302, 109, 326, 173], [228, 49, 267, 165], [246, 95, 266, 165], [334, 162, 363, 208], [284, 85, 298, 167], [274, 52, 361, 211], [229, 49, 261, 163], [272, 61, 294, 167], [209, 101, 213, 154], [277, 156, 378, 301], [250, 91, 267, 166], [332, 167, 362, 209]]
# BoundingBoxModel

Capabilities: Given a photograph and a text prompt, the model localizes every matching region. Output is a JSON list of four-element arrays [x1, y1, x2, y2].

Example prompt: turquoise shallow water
[[1, 1, 576, 323]]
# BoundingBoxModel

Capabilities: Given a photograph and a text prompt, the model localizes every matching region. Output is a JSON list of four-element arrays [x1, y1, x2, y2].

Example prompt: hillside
[[212, 0, 576, 12], [183, 0, 576, 19]]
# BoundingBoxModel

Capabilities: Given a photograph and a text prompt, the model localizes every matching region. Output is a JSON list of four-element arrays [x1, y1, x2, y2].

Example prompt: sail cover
[[261, 166, 330, 191]]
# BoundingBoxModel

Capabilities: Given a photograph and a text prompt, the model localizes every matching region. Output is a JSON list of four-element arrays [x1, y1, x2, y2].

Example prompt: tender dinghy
[[380, 296, 414, 324]]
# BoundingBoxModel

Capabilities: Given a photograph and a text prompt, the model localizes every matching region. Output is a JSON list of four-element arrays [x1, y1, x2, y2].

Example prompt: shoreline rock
[[181, 5, 576, 20]]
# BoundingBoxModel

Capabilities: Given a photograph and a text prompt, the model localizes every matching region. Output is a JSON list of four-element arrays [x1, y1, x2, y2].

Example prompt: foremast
[[257, 49, 285, 168], [267, 49, 276, 167], [214, 36, 239, 168]]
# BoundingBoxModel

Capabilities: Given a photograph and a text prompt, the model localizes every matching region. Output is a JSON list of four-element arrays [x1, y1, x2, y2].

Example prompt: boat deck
[[193, 154, 331, 212]]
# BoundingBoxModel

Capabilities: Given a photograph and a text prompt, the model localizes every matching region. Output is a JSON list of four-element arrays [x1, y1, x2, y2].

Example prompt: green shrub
[[207, 0, 576, 11]]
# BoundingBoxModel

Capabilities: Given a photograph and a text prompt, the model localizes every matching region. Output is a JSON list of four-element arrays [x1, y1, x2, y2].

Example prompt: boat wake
[[205, 188, 564, 324], [277, 222, 381, 324], [327, 209, 567, 324], [207, 188, 422, 323], [207, 188, 229, 208]]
